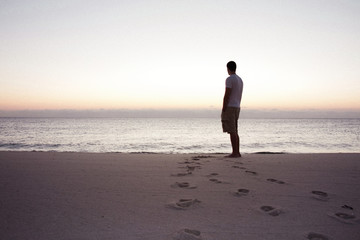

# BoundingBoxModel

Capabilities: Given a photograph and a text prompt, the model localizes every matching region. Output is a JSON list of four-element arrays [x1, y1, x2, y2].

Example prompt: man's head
[[227, 61, 236, 74]]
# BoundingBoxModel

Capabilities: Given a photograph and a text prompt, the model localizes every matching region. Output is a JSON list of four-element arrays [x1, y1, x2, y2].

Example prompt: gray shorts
[[221, 107, 240, 133]]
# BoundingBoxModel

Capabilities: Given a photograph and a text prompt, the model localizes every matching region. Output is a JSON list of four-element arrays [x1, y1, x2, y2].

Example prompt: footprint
[[306, 232, 329, 240], [187, 165, 201, 171], [171, 182, 197, 189], [209, 178, 230, 184], [342, 205, 354, 210], [172, 182, 190, 188], [245, 170, 257, 175], [178, 165, 201, 172], [232, 188, 250, 197], [171, 171, 192, 177], [209, 178, 222, 184], [206, 173, 219, 177], [178, 160, 192, 164], [167, 199, 201, 210], [260, 205, 283, 216], [267, 178, 285, 184], [334, 212, 355, 220], [172, 229, 202, 240], [328, 212, 359, 224], [311, 190, 329, 201]]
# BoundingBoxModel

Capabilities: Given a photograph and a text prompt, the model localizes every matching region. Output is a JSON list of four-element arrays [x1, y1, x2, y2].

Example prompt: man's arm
[[222, 87, 232, 112]]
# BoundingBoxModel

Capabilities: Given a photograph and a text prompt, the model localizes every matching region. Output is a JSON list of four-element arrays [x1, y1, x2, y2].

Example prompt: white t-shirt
[[225, 74, 243, 108]]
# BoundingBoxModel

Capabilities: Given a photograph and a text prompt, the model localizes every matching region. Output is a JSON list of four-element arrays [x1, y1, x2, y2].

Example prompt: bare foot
[[225, 153, 242, 158]]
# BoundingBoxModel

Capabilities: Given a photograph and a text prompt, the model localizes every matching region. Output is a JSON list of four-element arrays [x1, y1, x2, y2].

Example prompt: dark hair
[[227, 61, 236, 72]]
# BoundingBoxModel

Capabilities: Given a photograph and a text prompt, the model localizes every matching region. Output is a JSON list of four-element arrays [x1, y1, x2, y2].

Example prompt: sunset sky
[[1, 0, 359, 116]]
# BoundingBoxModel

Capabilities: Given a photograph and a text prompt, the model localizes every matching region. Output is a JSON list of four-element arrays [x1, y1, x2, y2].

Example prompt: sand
[[0, 151, 359, 240]]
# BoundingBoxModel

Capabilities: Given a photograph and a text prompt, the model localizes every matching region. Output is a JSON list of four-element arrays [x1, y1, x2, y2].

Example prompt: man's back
[[225, 74, 243, 108]]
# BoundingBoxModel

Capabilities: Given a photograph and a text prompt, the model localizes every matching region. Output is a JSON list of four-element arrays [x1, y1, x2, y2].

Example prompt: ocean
[[0, 118, 359, 154]]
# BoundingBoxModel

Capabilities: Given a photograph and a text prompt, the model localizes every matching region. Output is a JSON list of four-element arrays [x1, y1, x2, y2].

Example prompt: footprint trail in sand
[[172, 229, 203, 240], [306, 232, 329, 240], [167, 198, 201, 210], [171, 182, 197, 189], [328, 212, 360, 224], [260, 205, 283, 216], [232, 188, 250, 197], [267, 178, 285, 184], [311, 190, 329, 201]]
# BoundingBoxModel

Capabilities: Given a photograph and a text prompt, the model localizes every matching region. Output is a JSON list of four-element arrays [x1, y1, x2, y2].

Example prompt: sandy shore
[[0, 151, 359, 240]]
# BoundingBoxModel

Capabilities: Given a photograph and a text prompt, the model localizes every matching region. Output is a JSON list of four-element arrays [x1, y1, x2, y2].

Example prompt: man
[[222, 61, 244, 158]]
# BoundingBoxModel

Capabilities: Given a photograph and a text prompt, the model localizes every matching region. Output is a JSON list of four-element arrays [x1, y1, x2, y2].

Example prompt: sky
[[1, 0, 360, 117]]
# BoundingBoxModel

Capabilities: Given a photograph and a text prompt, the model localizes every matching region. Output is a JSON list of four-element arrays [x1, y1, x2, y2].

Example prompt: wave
[[0, 142, 62, 150]]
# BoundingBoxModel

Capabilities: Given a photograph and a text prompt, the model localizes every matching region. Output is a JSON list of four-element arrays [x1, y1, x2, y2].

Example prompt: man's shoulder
[[235, 74, 243, 83], [227, 74, 242, 82], [226, 74, 236, 80], [234, 74, 242, 79]]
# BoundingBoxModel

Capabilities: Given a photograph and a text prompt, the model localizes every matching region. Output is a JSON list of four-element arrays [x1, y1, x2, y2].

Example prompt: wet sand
[[0, 151, 359, 240]]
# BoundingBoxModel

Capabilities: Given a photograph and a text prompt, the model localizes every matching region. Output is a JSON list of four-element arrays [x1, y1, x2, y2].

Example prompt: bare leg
[[227, 132, 241, 158]]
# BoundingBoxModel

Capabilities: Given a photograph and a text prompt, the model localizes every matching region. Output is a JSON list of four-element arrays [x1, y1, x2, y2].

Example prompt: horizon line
[[0, 108, 359, 119]]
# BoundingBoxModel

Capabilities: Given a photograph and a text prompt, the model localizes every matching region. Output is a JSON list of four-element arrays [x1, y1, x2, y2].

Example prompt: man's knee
[[229, 132, 238, 137]]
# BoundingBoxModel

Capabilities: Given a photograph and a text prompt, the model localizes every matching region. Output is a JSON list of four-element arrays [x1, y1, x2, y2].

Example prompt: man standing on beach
[[222, 61, 243, 158]]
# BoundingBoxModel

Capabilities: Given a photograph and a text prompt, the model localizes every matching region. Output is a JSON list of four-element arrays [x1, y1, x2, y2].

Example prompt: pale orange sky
[[1, 0, 360, 114]]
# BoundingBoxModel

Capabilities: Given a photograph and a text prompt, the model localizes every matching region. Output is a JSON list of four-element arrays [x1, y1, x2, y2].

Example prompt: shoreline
[[1, 151, 359, 240], [1, 150, 360, 154]]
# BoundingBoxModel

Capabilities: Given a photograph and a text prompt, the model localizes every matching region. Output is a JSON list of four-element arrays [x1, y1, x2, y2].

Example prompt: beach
[[0, 151, 359, 240]]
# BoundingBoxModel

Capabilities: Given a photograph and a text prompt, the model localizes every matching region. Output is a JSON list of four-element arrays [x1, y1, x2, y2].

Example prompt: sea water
[[0, 118, 359, 153]]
